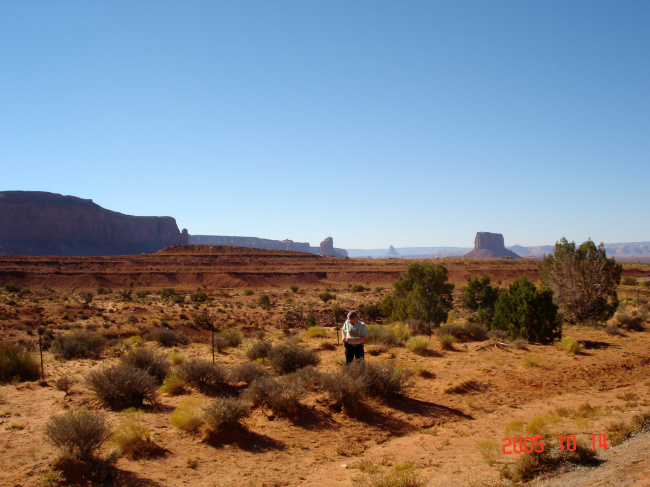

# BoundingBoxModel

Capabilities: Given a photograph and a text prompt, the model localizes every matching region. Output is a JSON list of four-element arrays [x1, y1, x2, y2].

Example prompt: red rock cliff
[[0, 191, 187, 256]]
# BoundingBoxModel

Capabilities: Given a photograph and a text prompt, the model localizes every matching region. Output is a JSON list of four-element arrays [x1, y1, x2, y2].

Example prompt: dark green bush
[[86, 363, 158, 409], [289, 285, 299, 293], [190, 292, 208, 302], [144, 328, 189, 347], [51, 331, 106, 360], [351, 284, 369, 293], [304, 312, 317, 329], [243, 290, 254, 296], [159, 288, 175, 298], [120, 347, 170, 384], [44, 410, 111, 460], [0, 344, 40, 382], [4, 283, 21, 293], [318, 291, 336, 303], [258, 294, 271, 308], [621, 277, 638, 286], [175, 359, 229, 392], [491, 277, 561, 343], [246, 340, 272, 361], [217, 328, 243, 348], [360, 303, 381, 321], [267, 343, 320, 374], [438, 322, 488, 342]]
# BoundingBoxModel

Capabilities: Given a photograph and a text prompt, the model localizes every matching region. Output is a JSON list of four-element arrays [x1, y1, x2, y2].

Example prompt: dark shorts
[[344, 343, 364, 364]]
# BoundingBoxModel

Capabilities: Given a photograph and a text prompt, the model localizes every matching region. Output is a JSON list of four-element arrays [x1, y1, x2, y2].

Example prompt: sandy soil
[[1, 248, 649, 486]]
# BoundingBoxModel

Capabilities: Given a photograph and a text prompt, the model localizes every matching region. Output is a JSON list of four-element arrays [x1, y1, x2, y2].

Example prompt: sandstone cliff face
[[0, 191, 187, 256], [189, 235, 311, 253], [464, 232, 521, 259], [318, 237, 348, 258]]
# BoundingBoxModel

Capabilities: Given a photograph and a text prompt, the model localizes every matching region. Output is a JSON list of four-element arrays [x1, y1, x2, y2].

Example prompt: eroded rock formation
[[317, 237, 348, 258], [464, 232, 521, 259], [0, 191, 187, 256], [189, 235, 311, 253]]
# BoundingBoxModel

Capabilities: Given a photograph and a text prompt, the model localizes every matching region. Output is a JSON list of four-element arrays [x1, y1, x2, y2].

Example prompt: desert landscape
[[1, 246, 649, 487]]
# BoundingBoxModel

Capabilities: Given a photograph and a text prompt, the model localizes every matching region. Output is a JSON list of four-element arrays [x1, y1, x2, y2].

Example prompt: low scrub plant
[[267, 343, 320, 374], [171, 398, 204, 432], [258, 294, 271, 308], [51, 331, 106, 360], [405, 335, 429, 355], [217, 328, 244, 348], [175, 359, 229, 392], [366, 323, 411, 347], [110, 409, 157, 459], [44, 410, 111, 460], [438, 322, 488, 342], [0, 344, 40, 382], [160, 374, 186, 395], [525, 415, 549, 436], [318, 291, 336, 303], [190, 292, 208, 302], [522, 355, 541, 368], [354, 462, 424, 487], [246, 340, 272, 361], [169, 350, 185, 365], [321, 372, 365, 408], [555, 336, 584, 355], [345, 360, 413, 399], [437, 333, 455, 350], [120, 347, 170, 384], [144, 328, 190, 347], [444, 379, 480, 394], [243, 376, 305, 414], [475, 439, 499, 466], [306, 326, 327, 338], [230, 362, 271, 385], [86, 363, 158, 409], [54, 376, 75, 395], [203, 398, 251, 432]]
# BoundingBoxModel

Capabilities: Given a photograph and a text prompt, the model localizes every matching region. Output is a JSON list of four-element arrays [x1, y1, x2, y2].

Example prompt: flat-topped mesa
[[314, 237, 348, 258], [0, 191, 187, 256], [189, 235, 311, 253], [464, 232, 521, 259]]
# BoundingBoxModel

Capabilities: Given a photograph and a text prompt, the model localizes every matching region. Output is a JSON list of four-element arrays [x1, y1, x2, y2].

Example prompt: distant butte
[[464, 232, 521, 259]]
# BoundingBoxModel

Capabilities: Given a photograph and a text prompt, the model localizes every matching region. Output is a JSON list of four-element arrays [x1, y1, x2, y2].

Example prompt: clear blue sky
[[1, 1, 648, 249]]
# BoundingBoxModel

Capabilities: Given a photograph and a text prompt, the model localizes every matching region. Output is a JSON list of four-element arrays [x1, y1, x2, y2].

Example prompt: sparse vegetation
[[160, 374, 186, 395], [144, 327, 190, 347], [0, 344, 40, 382], [171, 398, 204, 432], [555, 336, 584, 355], [475, 439, 499, 466], [51, 331, 106, 360], [267, 343, 320, 374], [44, 410, 111, 460], [217, 328, 244, 348], [405, 335, 429, 355], [175, 359, 229, 392], [86, 363, 159, 409], [120, 346, 170, 384], [306, 326, 327, 338], [243, 376, 305, 414], [437, 333, 455, 350], [110, 409, 157, 459], [246, 340, 272, 361], [230, 361, 271, 385], [203, 397, 251, 431]]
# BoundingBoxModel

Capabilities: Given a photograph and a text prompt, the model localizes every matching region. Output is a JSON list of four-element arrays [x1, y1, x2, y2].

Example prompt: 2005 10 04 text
[[502, 434, 609, 454]]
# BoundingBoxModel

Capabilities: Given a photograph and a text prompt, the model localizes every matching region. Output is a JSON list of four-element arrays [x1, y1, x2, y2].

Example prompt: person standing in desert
[[342, 310, 368, 364]]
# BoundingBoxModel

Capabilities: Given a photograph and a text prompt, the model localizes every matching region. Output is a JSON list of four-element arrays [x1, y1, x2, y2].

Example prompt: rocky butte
[[464, 232, 522, 259], [0, 191, 188, 256]]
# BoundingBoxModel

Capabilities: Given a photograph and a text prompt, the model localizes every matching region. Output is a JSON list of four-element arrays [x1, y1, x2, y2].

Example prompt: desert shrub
[[631, 411, 650, 433], [110, 409, 156, 459], [359, 303, 381, 321], [171, 398, 204, 432], [605, 324, 625, 336], [190, 292, 208, 302], [346, 360, 412, 399], [438, 333, 455, 350], [461, 274, 499, 326], [622, 277, 638, 286], [512, 337, 529, 350], [475, 439, 499, 466], [444, 378, 480, 394], [230, 362, 271, 385], [120, 347, 170, 384], [267, 343, 320, 374], [44, 410, 111, 460], [351, 284, 369, 293], [169, 350, 185, 365], [96, 287, 110, 295], [159, 288, 175, 299], [86, 363, 158, 409], [203, 398, 251, 431], [144, 328, 189, 347], [51, 331, 106, 360], [366, 324, 410, 347], [0, 344, 40, 382], [243, 289, 254, 296], [491, 276, 561, 343], [438, 322, 488, 342], [289, 285, 299, 293], [193, 314, 210, 327], [539, 238, 622, 323], [306, 326, 327, 338], [160, 374, 186, 395], [606, 420, 633, 446], [522, 355, 541, 368], [555, 336, 584, 355], [318, 291, 336, 303], [500, 435, 596, 483], [217, 328, 244, 348], [354, 463, 424, 487], [258, 294, 271, 308], [525, 415, 549, 436], [304, 311, 317, 328], [175, 359, 229, 392], [488, 329, 508, 341], [405, 336, 429, 355], [615, 310, 645, 331], [79, 291, 94, 306], [4, 283, 21, 293], [321, 372, 365, 407], [171, 294, 184, 304], [54, 376, 75, 394], [243, 376, 305, 414], [504, 420, 525, 437], [246, 340, 272, 361]]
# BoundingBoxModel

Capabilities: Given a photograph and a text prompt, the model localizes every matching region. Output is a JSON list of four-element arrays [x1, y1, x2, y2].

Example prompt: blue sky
[[1, 1, 648, 249]]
